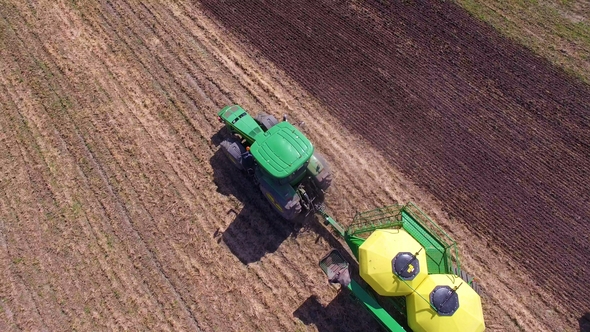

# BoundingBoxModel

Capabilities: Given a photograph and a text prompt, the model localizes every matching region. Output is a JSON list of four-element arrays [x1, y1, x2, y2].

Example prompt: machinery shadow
[[303, 213, 361, 278], [295, 213, 409, 331], [210, 145, 304, 264], [294, 293, 380, 332], [580, 312, 590, 332]]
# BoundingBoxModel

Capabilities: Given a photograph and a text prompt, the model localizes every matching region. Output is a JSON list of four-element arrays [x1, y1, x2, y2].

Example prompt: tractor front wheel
[[254, 113, 279, 132]]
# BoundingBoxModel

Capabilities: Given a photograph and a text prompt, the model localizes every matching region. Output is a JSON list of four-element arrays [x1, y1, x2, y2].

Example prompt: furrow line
[[0, 19, 138, 332], [2, 3, 197, 329]]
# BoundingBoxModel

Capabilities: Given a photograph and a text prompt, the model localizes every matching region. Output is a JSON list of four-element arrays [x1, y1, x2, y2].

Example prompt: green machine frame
[[318, 203, 475, 332]]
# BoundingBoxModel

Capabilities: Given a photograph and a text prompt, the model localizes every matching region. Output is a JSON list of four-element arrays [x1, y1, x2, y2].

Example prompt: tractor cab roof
[[250, 121, 314, 179]]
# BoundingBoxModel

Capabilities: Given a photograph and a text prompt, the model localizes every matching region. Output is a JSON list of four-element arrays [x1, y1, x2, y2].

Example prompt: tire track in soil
[[0, 97, 75, 331], [199, 0, 590, 320], [38, 11, 209, 332], [0, 150, 17, 332], [1, 55, 151, 331], [0, 17, 117, 331], [0, 84, 50, 332]]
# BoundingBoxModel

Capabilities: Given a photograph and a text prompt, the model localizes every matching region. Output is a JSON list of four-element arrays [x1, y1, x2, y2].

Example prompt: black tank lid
[[430, 285, 460, 316], [392, 252, 420, 280]]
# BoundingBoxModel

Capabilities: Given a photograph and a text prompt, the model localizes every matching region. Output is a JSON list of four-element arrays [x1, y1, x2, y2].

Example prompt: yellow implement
[[406, 274, 485, 332], [359, 229, 428, 296]]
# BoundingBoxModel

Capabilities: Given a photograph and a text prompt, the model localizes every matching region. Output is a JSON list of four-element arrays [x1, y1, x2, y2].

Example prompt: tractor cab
[[218, 104, 332, 220], [249, 121, 314, 184]]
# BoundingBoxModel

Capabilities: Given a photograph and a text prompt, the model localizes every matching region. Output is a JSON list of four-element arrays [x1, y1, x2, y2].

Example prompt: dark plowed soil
[[200, 0, 590, 317]]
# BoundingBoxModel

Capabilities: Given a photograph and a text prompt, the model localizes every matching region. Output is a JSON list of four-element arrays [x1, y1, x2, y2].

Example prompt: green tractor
[[217, 105, 332, 220], [216, 105, 486, 331]]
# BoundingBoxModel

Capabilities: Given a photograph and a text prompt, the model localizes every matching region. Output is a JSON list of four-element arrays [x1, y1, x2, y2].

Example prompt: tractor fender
[[307, 152, 332, 191]]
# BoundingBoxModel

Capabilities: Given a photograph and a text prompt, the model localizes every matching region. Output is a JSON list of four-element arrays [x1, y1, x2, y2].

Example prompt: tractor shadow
[[210, 146, 305, 264], [580, 313, 590, 332], [294, 293, 381, 332]]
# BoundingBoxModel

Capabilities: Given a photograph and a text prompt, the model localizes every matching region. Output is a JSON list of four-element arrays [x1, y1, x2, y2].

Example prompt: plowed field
[[0, 1, 588, 332]]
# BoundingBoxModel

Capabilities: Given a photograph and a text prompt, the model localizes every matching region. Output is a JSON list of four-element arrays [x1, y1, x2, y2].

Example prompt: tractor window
[[231, 112, 247, 124]]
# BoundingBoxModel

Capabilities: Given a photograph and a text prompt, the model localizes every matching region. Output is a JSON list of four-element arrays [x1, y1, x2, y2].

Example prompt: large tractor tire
[[254, 113, 279, 132], [258, 181, 302, 220], [308, 153, 333, 191], [220, 137, 246, 170]]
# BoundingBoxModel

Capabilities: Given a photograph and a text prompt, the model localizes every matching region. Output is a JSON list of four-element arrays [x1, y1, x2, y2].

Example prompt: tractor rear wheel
[[310, 153, 332, 191], [220, 137, 246, 170], [254, 113, 279, 131], [258, 183, 302, 220]]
